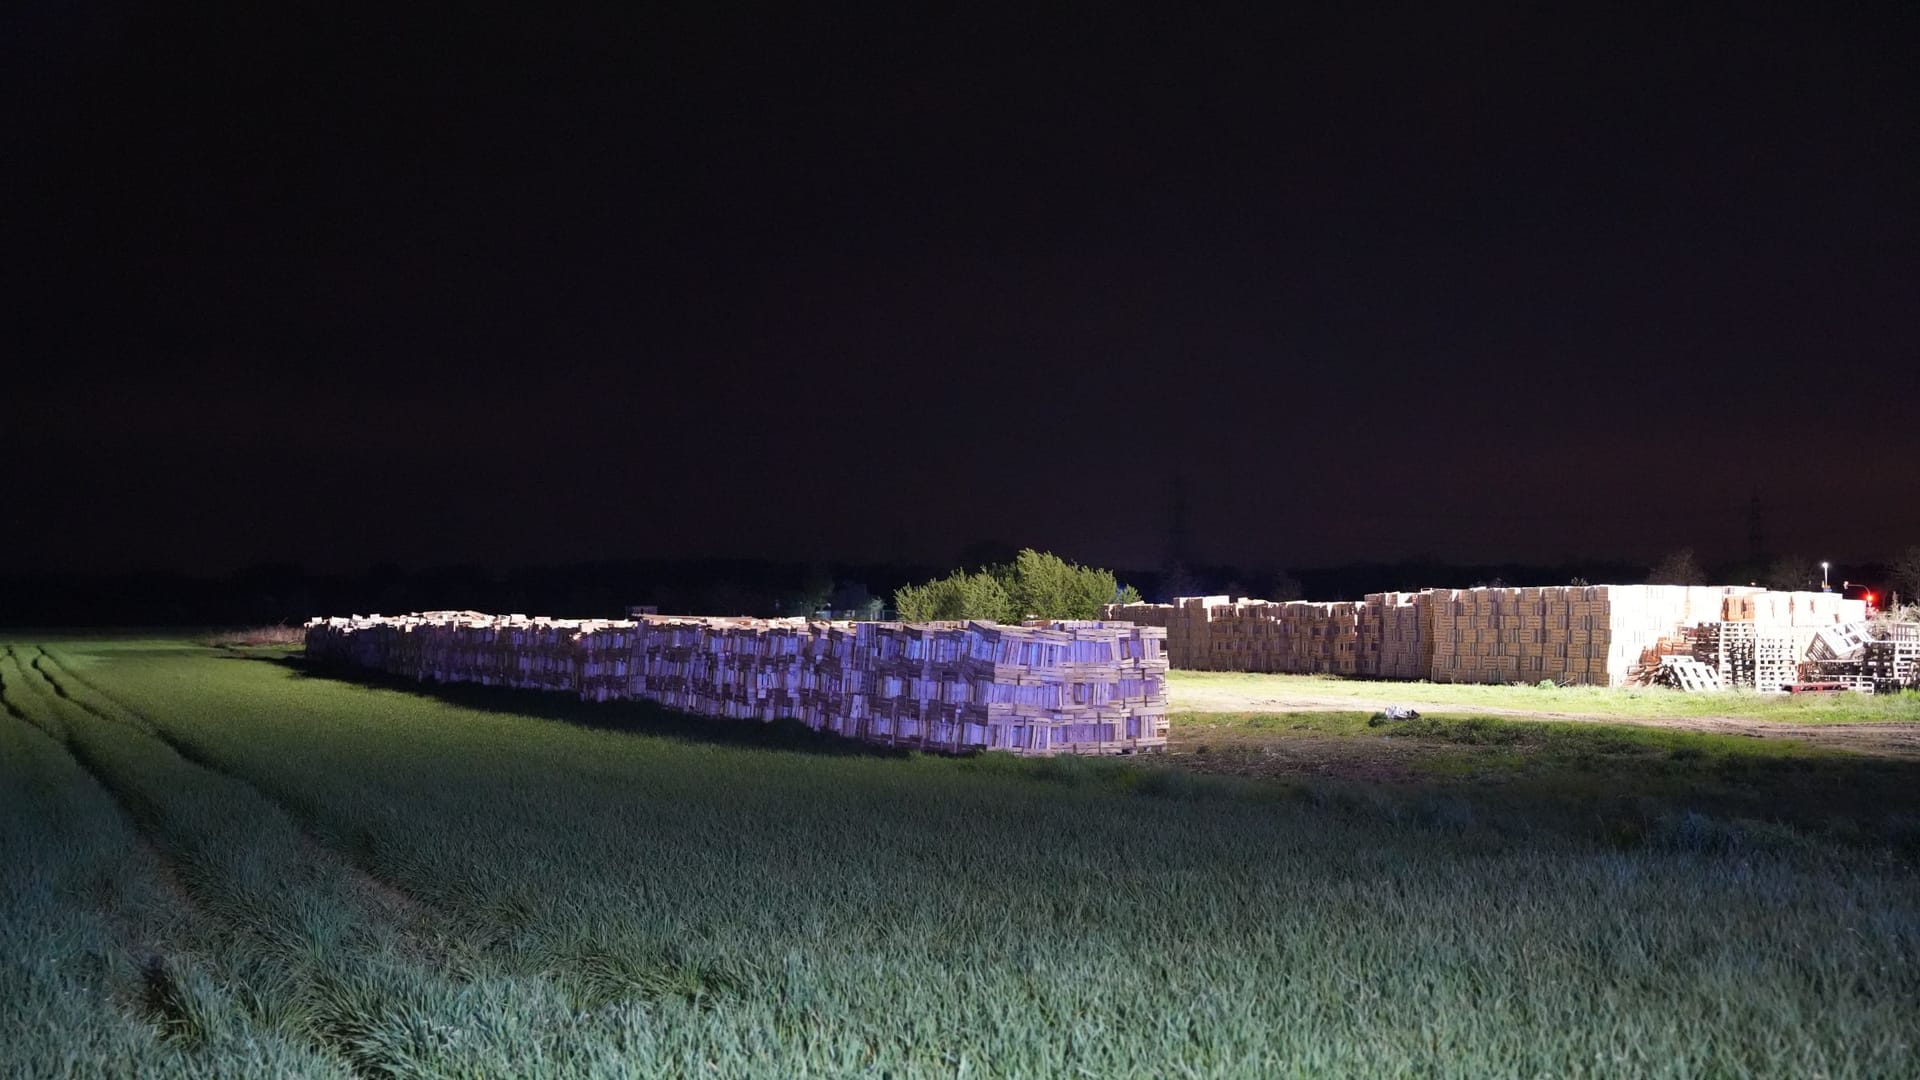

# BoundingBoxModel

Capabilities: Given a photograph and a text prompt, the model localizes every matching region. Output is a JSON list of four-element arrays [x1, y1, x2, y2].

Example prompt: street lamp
[[1821, 561, 1830, 591]]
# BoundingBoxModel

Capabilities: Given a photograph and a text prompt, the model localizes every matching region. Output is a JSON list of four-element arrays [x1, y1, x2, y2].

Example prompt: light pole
[[1821, 561, 1830, 591]]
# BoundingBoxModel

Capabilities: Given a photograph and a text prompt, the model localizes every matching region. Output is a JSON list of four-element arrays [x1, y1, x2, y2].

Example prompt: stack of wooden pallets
[[1861, 638, 1920, 692], [1106, 597, 1366, 674], [1103, 597, 1219, 669], [1356, 592, 1432, 679], [1110, 586, 1869, 688], [305, 613, 1169, 756]]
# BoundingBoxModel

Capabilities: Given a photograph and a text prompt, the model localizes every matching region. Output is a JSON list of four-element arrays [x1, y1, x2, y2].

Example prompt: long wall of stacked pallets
[[304, 612, 1169, 756], [1105, 585, 1867, 687]]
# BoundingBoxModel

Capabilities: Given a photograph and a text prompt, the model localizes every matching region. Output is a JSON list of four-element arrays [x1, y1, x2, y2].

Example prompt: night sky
[[8, 5, 1917, 578]]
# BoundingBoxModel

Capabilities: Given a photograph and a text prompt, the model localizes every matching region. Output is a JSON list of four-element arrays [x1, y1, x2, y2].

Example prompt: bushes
[[893, 549, 1143, 622], [892, 570, 1017, 623], [204, 626, 306, 648]]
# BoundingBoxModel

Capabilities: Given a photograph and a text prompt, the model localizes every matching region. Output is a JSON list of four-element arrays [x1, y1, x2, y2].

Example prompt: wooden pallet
[[1658, 656, 1725, 692]]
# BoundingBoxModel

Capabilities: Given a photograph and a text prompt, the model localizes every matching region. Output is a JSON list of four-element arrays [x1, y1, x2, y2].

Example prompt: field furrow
[[0, 657, 351, 1079], [37, 647, 511, 942], [5, 646, 663, 1078]]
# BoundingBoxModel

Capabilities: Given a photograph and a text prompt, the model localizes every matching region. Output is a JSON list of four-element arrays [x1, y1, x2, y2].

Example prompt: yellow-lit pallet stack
[[1424, 585, 1823, 687], [305, 612, 1169, 756], [1207, 600, 1283, 672], [1105, 598, 1363, 675], [1288, 601, 1362, 675], [1429, 589, 1535, 685], [1358, 592, 1432, 679], [1171, 597, 1230, 669], [1104, 597, 1225, 669], [1114, 586, 1867, 688]]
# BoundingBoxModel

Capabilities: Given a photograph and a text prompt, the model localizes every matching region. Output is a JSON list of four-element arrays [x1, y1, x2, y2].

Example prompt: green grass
[[4, 636, 1919, 1077], [1172, 668, 1920, 722], [1184, 708, 1839, 752], [1174, 710, 1920, 850]]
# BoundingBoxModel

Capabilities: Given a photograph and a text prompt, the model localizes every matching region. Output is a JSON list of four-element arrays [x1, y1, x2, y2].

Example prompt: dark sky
[[7, 5, 1917, 576]]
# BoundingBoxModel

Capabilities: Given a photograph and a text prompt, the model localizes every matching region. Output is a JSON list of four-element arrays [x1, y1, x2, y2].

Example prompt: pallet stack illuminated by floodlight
[[305, 612, 1169, 756], [1107, 585, 1867, 687]]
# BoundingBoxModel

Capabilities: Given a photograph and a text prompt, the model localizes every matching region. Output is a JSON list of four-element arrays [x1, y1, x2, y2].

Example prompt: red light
[[1865, 592, 1875, 608]]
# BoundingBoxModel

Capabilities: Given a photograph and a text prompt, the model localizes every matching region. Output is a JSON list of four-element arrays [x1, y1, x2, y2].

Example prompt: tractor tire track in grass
[[32, 646, 735, 1022], [9, 647, 426, 1077], [17, 648, 491, 1079], [0, 711, 293, 1069], [3, 646, 67, 741], [33, 649, 161, 736], [37, 646, 457, 941], [6, 644, 633, 1078], [18, 641, 660, 1068], [0, 653, 349, 1078], [42, 646, 358, 821], [37, 647, 326, 823], [4, 649, 345, 1067], [0, 652, 37, 726], [43, 646, 817, 1025], [37, 646, 697, 990], [35, 647, 433, 934]]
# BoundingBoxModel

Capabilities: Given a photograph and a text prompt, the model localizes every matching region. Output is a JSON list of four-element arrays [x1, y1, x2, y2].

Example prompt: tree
[[797, 563, 835, 611], [1004, 549, 1136, 621], [704, 579, 753, 616], [893, 569, 1016, 622], [1159, 561, 1202, 602], [893, 549, 1142, 623], [1648, 548, 1707, 586], [1763, 554, 1817, 593], [1892, 545, 1920, 605]]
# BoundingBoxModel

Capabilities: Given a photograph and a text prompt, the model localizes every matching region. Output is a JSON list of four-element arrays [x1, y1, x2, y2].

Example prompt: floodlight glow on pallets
[[1107, 585, 1869, 688], [304, 612, 1170, 756]]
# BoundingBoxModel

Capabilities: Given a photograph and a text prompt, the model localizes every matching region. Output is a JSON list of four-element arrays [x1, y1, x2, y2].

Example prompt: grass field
[[1170, 669, 1920, 723], [1170, 711, 1920, 847], [4, 636, 1918, 1077]]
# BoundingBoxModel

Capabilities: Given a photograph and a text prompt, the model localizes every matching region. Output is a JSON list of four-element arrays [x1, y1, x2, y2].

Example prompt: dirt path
[[1169, 682, 1920, 758]]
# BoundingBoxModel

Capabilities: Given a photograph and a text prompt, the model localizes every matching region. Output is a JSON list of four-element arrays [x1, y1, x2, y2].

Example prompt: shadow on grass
[[266, 655, 917, 762], [1178, 712, 1920, 855], [233, 655, 1920, 856]]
